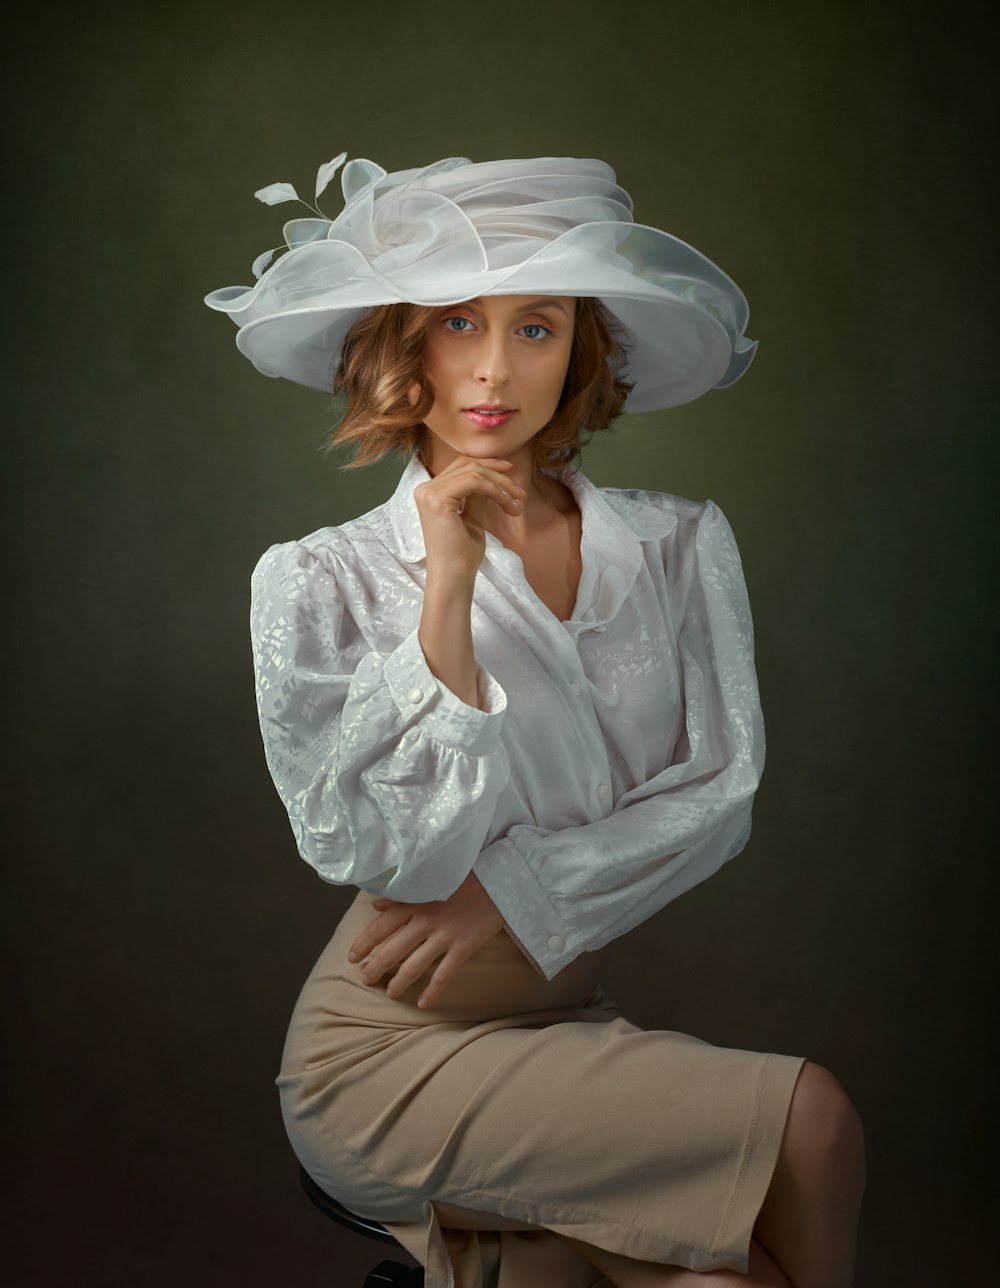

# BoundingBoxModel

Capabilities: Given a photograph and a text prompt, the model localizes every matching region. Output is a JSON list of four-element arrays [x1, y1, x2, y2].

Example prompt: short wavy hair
[[324, 297, 634, 471]]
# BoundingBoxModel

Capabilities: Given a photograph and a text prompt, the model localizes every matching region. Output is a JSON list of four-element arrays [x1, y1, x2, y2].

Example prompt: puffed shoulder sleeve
[[474, 499, 764, 979], [250, 539, 510, 901]]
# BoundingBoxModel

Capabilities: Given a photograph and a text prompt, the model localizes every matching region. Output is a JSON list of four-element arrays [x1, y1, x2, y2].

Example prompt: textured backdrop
[[6, 2, 996, 1284]]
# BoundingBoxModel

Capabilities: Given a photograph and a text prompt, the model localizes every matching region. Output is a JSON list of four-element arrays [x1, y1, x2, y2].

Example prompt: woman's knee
[[782, 1060, 866, 1191]]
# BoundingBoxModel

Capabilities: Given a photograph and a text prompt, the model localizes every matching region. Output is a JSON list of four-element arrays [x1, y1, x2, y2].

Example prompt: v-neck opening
[[484, 469, 589, 631], [486, 538, 588, 631]]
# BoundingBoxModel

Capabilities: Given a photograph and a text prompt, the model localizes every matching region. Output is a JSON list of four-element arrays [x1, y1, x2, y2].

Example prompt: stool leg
[[364, 1261, 424, 1286]]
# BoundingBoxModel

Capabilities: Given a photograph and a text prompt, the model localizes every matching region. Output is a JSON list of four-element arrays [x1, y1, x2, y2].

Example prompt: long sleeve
[[473, 500, 764, 980], [250, 538, 511, 901]]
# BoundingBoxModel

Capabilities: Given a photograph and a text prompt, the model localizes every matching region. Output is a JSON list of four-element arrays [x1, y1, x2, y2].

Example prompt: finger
[[442, 455, 516, 474], [383, 941, 444, 1001], [413, 951, 462, 1009], [455, 471, 526, 516], [438, 472, 523, 510], [347, 906, 410, 964], [479, 463, 526, 492], [361, 922, 430, 986], [468, 463, 527, 494], [434, 461, 527, 502], [467, 479, 523, 513]]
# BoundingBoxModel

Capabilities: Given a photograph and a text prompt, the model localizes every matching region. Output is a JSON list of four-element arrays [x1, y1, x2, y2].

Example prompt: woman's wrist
[[419, 574, 480, 709], [425, 569, 475, 595]]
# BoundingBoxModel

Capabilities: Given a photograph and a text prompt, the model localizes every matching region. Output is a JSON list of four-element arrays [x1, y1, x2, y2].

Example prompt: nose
[[474, 329, 512, 389]]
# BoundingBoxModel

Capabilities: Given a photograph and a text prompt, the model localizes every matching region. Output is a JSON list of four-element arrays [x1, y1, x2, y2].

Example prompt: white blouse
[[250, 451, 765, 981]]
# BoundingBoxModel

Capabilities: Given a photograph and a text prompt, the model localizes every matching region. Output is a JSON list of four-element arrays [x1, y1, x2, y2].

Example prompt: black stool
[[299, 1165, 425, 1286]]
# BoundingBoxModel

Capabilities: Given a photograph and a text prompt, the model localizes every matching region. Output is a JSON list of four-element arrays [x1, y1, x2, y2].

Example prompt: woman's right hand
[[413, 455, 527, 583]]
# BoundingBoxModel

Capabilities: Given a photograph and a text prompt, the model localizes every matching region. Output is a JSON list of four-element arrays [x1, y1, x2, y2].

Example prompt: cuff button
[[407, 687, 424, 703], [547, 934, 565, 952]]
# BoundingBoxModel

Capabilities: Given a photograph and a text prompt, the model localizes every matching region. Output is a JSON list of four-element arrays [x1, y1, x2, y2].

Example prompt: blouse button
[[597, 783, 610, 802], [547, 934, 565, 952], [407, 687, 424, 703]]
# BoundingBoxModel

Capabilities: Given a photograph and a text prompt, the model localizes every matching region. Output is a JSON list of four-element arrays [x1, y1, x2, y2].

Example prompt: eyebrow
[[466, 296, 572, 318]]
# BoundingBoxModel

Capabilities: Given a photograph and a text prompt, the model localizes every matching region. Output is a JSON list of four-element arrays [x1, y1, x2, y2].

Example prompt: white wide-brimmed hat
[[205, 152, 758, 414]]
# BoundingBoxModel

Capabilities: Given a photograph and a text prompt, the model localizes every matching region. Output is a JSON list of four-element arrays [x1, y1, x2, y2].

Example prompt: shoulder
[[586, 478, 745, 590], [251, 496, 397, 586], [593, 480, 712, 543]]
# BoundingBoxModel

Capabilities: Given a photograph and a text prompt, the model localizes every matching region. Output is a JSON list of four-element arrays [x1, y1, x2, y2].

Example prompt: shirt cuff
[[473, 836, 579, 980], [383, 628, 507, 755]]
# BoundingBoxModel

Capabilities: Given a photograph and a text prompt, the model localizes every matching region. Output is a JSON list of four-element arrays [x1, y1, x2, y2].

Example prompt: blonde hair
[[323, 297, 633, 471]]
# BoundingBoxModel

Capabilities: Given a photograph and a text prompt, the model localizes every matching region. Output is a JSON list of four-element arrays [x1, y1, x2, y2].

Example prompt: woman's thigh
[[432, 1200, 793, 1286]]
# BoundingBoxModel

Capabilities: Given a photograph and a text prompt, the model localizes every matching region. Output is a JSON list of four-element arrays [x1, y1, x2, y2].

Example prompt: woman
[[207, 154, 866, 1288]]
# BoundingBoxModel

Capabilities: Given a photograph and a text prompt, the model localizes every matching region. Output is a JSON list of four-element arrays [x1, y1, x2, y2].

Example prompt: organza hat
[[205, 152, 757, 414]]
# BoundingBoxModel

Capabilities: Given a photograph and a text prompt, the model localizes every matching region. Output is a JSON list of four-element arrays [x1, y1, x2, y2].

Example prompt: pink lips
[[462, 407, 516, 428]]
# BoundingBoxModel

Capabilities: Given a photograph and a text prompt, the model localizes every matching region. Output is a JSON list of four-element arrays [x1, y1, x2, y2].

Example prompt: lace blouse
[[250, 451, 764, 980]]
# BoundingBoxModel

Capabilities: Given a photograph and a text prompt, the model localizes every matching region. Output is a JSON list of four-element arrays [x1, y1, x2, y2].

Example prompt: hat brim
[[211, 219, 757, 413]]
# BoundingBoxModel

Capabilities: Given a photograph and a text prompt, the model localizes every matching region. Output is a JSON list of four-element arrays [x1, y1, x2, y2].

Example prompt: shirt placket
[[479, 535, 618, 820]]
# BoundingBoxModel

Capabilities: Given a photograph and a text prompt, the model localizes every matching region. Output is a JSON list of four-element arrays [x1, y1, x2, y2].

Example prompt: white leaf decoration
[[315, 151, 348, 202], [251, 248, 277, 279], [254, 182, 300, 206]]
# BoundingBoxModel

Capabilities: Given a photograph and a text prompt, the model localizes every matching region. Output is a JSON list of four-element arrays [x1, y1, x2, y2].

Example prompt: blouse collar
[[387, 451, 676, 569]]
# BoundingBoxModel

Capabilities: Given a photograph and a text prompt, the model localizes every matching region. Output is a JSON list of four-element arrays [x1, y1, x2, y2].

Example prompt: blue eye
[[520, 323, 552, 340], [442, 316, 474, 333]]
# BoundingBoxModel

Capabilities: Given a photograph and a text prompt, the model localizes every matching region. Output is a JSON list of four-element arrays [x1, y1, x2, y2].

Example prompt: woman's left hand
[[347, 870, 505, 1009]]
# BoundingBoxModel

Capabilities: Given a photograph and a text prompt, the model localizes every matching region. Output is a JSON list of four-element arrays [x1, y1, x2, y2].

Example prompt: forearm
[[475, 802, 756, 979], [418, 572, 480, 709]]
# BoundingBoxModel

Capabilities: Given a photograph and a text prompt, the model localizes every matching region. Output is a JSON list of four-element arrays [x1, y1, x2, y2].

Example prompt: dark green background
[[7, 3, 996, 1284]]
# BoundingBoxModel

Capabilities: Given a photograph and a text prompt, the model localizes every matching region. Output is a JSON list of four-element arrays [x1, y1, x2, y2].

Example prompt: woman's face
[[416, 294, 577, 469]]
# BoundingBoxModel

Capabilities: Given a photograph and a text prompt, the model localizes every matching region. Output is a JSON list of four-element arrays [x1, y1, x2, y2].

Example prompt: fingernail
[[417, 995, 429, 1008], [348, 951, 358, 962]]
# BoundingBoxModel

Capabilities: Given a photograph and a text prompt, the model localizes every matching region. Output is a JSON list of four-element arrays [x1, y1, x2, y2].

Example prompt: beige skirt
[[277, 890, 806, 1288]]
